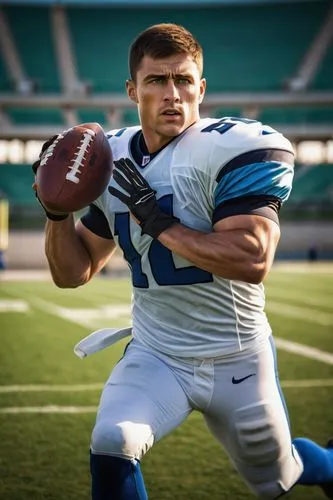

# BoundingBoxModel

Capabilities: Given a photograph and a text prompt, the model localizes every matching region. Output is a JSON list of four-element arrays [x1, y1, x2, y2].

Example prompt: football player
[[34, 23, 333, 500]]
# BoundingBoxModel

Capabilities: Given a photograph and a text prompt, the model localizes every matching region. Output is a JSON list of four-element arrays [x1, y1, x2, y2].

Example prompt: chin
[[160, 123, 186, 138]]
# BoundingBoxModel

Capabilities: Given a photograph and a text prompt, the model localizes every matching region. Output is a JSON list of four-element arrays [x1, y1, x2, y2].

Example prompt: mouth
[[161, 109, 182, 118]]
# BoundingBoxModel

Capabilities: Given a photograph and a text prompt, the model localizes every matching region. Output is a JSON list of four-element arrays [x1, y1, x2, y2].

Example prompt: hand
[[108, 158, 177, 238], [32, 134, 69, 221], [32, 134, 60, 174]]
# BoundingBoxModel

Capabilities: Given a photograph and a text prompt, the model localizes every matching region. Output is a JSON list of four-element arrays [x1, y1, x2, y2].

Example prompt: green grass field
[[0, 263, 332, 500]]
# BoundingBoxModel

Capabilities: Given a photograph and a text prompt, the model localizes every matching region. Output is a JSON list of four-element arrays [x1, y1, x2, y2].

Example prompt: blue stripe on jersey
[[214, 160, 294, 207], [216, 148, 294, 182]]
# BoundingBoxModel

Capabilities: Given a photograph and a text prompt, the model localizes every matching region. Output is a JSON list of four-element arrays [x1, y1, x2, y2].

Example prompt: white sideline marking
[[274, 338, 333, 365], [27, 299, 333, 365], [267, 301, 333, 326], [0, 300, 29, 312], [1, 379, 333, 395], [267, 290, 333, 309], [31, 298, 130, 328], [0, 405, 96, 414], [281, 379, 333, 388], [0, 383, 104, 393], [2, 379, 333, 414]]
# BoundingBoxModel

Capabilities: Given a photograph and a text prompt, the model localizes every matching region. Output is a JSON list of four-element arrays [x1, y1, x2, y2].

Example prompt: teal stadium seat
[[0, 165, 35, 206], [0, 47, 11, 92], [4, 6, 61, 92], [66, 1, 330, 93], [77, 109, 108, 127], [290, 164, 333, 205], [260, 107, 333, 125], [312, 41, 333, 90], [7, 108, 65, 126]]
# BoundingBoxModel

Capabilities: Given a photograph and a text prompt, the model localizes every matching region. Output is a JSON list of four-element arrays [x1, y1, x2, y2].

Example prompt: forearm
[[158, 220, 277, 283], [45, 216, 92, 288]]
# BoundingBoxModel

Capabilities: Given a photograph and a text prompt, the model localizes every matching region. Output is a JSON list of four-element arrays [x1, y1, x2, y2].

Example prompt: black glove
[[32, 134, 60, 174], [108, 158, 177, 238], [32, 134, 69, 221]]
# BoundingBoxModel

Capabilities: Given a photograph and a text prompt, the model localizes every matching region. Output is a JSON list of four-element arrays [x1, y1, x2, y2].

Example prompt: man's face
[[126, 53, 206, 152]]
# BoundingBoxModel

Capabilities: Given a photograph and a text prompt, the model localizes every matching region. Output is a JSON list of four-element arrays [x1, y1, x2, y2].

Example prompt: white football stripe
[[0, 300, 29, 312], [0, 405, 96, 414], [1, 379, 333, 394], [275, 337, 333, 365], [267, 301, 333, 326], [0, 383, 103, 393]]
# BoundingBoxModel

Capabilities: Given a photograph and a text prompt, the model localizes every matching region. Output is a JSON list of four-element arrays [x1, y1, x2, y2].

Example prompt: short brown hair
[[129, 23, 203, 81]]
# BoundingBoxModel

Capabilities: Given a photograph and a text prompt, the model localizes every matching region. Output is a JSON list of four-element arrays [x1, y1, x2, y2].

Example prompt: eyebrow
[[143, 73, 193, 82]]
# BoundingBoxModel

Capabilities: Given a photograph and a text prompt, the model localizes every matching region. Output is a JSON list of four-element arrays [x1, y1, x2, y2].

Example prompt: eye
[[177, 77, 191, 84], [151, 77, 165, 84]]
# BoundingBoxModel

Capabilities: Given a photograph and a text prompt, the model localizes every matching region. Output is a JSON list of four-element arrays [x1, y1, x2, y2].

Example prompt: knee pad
[[235, 402, 282, 466], [91, 419, 154, 460], [233, 403, 303, 499]]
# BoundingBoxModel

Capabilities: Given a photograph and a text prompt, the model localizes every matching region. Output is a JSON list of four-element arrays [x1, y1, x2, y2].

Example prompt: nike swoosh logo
[[232, 374, 256, 384]]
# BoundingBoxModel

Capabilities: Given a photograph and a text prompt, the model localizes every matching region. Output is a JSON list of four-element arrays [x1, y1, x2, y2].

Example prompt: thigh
[[204, 337, 302, 497], [96, 340, 192, 455]]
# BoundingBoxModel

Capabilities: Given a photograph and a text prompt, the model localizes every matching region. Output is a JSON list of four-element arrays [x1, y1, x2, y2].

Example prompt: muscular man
[[34, 23, 333, 500]]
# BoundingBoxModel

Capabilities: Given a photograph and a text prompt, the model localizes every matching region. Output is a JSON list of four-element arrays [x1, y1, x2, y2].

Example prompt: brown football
[[36, 122, 113, 213]]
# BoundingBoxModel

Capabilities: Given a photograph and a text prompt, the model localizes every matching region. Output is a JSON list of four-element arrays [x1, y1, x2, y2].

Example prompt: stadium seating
[[0, 0, 332, 228], [0, 164, 34, 205], [4, 6, 61, 93], [289, 164, 333, 205], [1, 1, 332, 95]]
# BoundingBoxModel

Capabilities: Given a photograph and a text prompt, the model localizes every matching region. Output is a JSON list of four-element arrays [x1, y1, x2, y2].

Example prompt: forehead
[[137, 54, 201, 79]]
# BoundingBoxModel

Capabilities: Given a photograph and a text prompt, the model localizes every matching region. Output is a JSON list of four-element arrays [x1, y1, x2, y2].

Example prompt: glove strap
[[140, 213, 177, 239], [45, 211, 69, 221], [35, 192, 69, 221]]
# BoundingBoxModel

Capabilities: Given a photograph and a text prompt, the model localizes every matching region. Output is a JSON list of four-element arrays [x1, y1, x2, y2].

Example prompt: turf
[[0, 263, 332, 499]]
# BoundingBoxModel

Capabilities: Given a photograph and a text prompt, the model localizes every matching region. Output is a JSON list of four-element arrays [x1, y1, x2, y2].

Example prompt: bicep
[[76, 220, 116, 276], [213, 214, 280, 269]]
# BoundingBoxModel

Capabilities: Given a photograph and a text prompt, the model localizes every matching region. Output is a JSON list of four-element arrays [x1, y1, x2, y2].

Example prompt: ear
[[198, 78, 206, 104], [126, 80, 138, 103]]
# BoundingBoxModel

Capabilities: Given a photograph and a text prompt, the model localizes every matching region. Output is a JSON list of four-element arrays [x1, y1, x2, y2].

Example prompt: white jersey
[[90, 117, 294, 357]]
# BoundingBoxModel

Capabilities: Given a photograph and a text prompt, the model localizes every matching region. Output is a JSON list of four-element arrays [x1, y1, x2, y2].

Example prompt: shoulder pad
[[175, 117, 294, 177]]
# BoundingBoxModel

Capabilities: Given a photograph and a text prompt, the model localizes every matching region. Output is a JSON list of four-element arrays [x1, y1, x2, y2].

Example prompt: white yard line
[[0, 300, 30, 312], [267, 301, 333, 327], [30, 298, 131, 329], [0, 383, 104, 393], [274, 337, 333, 365], [0, 379, 333, 394], [272, 262, 333, 274], [0, 405, 97, 414], [1, 378, 333, 414], [267, 290, 333, 309]]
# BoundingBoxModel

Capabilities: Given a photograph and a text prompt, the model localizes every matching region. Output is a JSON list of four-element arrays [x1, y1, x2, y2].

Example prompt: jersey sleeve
[[80, 203, 113, 239], [213, 148, 294, 225]]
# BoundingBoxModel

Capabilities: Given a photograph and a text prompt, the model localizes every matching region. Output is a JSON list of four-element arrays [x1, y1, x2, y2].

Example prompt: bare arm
[[157, 214, 280, 284], [45, 216, 116, 288]]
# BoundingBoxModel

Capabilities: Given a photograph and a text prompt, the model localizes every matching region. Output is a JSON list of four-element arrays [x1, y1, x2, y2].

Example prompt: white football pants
[[91, 336, 303, 499]]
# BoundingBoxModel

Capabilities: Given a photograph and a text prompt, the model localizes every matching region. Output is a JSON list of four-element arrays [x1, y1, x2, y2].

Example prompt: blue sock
[[90, 452, 148, 499], [293, 438, 333, 484]]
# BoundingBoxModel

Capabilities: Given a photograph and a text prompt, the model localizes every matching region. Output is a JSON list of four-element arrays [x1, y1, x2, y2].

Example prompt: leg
[[293, 438, 333, 498], [204, 337, 303, 499], [90, 340, 192, 500]]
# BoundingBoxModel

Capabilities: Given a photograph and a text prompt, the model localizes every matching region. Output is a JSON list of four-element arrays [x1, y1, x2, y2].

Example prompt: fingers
[[112, 168, 135, 194], [114, 158, 149, 189], [108, 185, 130, 205]]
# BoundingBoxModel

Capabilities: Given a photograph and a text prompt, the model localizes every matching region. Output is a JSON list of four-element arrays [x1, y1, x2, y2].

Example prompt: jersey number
[[114, 195, 213, 288], [201, 116, 257, 135]]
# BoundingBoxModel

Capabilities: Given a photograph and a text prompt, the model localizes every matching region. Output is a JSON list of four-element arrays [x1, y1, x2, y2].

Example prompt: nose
[[163, 79, 180, 103]]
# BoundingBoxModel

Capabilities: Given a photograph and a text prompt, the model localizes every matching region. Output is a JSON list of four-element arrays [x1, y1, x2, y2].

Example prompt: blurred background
[[0, 0, 332, 269], [0, 3, 332, 500]]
